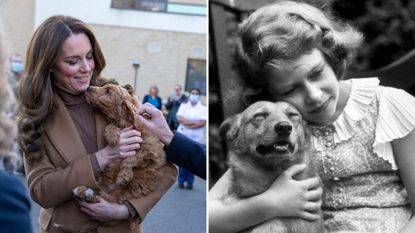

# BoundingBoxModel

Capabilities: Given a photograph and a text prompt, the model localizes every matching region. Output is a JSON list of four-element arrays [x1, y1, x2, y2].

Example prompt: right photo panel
[[209, 0, 415, 232]]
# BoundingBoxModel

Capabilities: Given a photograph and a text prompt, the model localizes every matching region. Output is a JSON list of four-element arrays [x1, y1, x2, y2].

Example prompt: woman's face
[[150, 87, 158, 96], [268, 49, 340, 126], [52, 33, 95, 93]]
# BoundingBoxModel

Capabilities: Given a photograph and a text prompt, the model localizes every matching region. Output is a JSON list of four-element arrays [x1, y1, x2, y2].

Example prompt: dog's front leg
[[104, 124, 121, 146], [116, 156, 142, 186]]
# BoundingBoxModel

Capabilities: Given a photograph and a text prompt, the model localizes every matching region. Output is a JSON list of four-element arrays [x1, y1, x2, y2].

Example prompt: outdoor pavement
[[19, 174, 206, 233]]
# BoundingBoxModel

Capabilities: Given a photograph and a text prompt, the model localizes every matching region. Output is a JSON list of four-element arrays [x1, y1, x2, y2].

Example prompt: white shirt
[[176, 101, 207, 145]]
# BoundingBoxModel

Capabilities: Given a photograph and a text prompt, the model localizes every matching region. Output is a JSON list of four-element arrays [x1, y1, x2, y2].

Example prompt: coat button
[[130, 222, 136, 230]]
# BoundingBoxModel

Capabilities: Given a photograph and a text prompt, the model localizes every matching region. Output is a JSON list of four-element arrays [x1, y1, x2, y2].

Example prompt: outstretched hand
[[135, 103, 174, 146]]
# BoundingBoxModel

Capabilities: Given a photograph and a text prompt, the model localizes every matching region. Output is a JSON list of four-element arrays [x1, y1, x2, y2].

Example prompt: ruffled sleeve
[[374, 87, 415, 169]]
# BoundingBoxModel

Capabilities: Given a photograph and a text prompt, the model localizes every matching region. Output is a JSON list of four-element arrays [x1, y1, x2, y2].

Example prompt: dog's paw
[[116, 169, 134, 186], [73, 186, 98, 203], [104, 125, 121, 146]]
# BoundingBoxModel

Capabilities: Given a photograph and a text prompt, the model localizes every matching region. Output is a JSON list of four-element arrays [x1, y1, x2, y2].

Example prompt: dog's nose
[[86, 86, 92, 92], [275, 122, 292, 136]]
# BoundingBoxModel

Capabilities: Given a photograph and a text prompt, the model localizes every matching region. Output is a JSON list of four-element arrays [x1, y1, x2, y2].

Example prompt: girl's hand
[[261, 164, 322, 221], [95, 125, 143, 170], [78, 196, 129, 222]]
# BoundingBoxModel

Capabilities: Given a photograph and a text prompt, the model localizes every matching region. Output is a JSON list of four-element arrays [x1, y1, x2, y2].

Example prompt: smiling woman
[[17, 15, 177, 233]]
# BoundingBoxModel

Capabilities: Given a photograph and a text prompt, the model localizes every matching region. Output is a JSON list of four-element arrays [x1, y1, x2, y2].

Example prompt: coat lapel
[[45, 94, 87, 164]]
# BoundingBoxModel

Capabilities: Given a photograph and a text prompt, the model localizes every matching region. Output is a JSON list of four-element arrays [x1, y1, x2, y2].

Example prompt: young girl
[[209, 1, 415, 233]]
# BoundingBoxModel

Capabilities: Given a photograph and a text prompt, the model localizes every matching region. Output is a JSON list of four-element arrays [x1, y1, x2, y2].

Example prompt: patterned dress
[[310, 78, 415, 233]]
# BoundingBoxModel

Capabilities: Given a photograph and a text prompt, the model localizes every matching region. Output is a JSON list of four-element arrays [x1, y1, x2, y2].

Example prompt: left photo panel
[[0, 0, 207, 232]]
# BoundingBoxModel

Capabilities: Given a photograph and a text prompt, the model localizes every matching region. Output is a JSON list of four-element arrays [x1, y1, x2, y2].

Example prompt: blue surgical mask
[[189, 94, 199, 103], [11, 62, 23, 74]]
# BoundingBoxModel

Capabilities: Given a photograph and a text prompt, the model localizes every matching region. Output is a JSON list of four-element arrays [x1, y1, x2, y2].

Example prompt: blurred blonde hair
[[0, 20, 18, 160]]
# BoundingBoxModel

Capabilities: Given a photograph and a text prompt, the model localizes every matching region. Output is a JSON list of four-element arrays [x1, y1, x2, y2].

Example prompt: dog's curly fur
[[83, 84, 166, 203], [220, 101, 322, 233]]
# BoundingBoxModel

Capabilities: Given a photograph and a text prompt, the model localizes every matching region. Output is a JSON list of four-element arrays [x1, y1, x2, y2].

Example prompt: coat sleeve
[[24, 149, 100, 209], [165, 132, 206, 179], [127, 162, 177, 221], [0, 171, 32, 233]]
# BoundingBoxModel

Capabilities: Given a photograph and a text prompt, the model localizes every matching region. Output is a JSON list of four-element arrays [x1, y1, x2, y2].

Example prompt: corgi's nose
[[275, 122, 292, 136], [86, 86, 92, 92]]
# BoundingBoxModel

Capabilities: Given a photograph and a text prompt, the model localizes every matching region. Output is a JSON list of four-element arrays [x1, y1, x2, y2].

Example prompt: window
[[111, 0, 206, 16], [185, 59, 206, 95]]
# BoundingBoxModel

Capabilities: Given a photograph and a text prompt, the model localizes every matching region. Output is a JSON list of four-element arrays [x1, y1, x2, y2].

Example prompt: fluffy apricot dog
[[83, 84, 165, 203]]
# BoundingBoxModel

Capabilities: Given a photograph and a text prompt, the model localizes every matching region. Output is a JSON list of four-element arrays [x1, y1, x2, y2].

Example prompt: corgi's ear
[[219, 114, 241, 143]]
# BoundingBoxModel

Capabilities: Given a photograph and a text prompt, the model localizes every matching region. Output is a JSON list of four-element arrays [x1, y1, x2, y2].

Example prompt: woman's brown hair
[[18, 15, 106, 163]]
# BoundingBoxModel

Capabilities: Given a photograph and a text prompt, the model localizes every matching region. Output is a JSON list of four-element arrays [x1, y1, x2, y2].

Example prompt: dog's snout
[[86, 86, 92, 92], [275, 122, 292, 136]]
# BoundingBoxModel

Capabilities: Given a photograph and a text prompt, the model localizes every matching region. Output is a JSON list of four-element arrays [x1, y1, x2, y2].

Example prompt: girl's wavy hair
[[235, 0, 363, 105], [18, 15, 106, 164]]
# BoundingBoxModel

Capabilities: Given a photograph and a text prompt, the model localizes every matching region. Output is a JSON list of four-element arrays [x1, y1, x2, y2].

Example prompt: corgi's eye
[[288, 111, 300, 119], [253, 112, 268, 121], [105, 89, 111, 95]]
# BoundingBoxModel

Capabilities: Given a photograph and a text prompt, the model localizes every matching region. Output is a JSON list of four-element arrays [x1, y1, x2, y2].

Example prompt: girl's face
[[53, 33, 95, 93], [268, 49, 340, 126]]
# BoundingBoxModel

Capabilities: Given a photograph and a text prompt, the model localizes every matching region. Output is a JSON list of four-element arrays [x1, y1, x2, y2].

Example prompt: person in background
[[18, 15, 176, 233], [0, 20, 32, 233], [143, 85, 162, 110], [165, 84, 187, 130], [176, 88, 207, 189]]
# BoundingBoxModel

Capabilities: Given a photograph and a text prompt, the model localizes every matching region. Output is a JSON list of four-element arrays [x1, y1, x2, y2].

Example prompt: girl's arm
[[209, 165, 322, 233], [392, 129, 415, 233]]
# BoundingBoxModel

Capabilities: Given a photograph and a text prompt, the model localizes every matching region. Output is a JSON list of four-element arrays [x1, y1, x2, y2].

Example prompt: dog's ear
[[123, 84, 135, 96], [122, 84, 140, 107], [219, 114, 241, 143]]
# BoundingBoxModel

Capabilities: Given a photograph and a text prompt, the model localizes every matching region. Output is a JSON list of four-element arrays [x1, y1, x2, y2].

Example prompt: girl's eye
[[309, 69, 323, 81], [281, 87, 296, 96], [86, 54, 93, 60]]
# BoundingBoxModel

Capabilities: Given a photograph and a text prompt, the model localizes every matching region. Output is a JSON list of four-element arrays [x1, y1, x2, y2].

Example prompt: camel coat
[[24, 94, 178, 233]]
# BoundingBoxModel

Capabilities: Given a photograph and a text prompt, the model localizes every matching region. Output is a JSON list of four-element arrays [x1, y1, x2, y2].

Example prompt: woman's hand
[[95, 125, 142, 170], [78, 196, 129, 221], [261, 164, 322, 220]]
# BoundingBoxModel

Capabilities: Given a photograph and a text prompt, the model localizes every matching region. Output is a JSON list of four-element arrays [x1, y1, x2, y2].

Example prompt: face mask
[[189, 94, 199, 103], [11, 62, 23, 74]]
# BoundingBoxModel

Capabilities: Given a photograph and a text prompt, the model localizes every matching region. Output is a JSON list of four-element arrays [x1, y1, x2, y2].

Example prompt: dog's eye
[[288, 112, 300, 119], [253, 112, 268, 121], [105, 89, 111, 95]]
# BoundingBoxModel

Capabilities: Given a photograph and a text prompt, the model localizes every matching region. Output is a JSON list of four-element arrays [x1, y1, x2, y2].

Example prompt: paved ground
[[144, 176, 206, 233], [20, 175, 206, 233]]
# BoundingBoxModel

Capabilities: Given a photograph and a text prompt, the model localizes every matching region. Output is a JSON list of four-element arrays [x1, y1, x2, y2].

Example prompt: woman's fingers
[[120, 129, 141, 139], [120, 125, 134, 132]]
